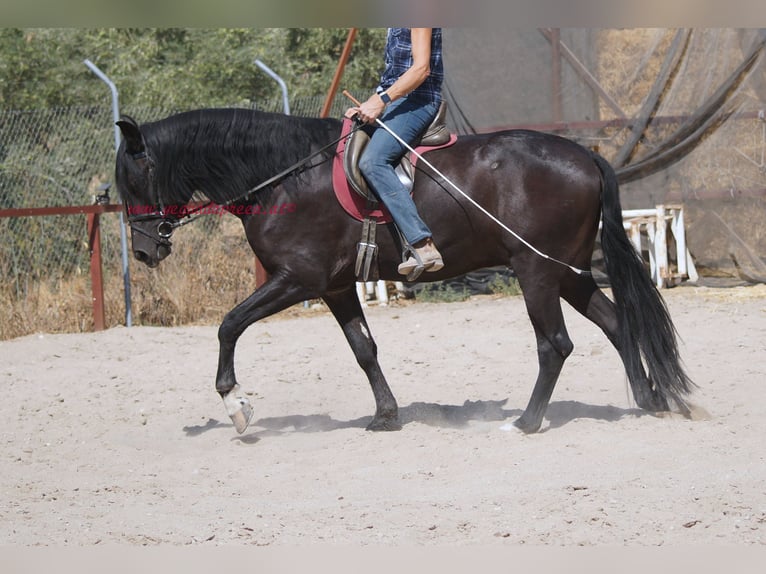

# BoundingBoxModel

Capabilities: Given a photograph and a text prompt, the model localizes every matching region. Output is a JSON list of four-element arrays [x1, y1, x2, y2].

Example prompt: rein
[[127, 122, 361, 241]]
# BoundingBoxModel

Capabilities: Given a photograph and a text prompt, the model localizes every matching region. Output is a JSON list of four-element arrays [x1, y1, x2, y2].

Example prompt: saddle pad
[[332, 117, 457, 224]]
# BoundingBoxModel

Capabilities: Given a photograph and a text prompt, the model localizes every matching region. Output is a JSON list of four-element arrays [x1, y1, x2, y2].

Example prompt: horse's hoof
[[635, 388, 670, 413], [366, 416, 402, 432], [511, 417, 541, 434], [222, 384, 254, 434]]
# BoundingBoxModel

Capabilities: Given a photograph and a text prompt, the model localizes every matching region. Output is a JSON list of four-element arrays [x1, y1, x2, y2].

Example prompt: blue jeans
[[358, 97, 440, 246]]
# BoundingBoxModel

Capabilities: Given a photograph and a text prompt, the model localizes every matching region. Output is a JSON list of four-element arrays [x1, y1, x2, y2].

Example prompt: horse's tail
[[592, 152, 695, 411]]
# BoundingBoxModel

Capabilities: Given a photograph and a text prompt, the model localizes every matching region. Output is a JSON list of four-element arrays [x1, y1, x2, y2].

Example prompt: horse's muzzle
[[133, 242, 171, 268]]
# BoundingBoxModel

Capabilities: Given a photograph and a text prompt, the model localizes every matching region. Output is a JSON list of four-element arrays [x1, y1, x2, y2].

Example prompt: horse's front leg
[[322, 287, 401, 431], [216, 274, 312, 433]]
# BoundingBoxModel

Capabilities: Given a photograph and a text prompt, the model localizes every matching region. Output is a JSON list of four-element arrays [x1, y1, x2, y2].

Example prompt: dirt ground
[[1, 284, 765, 547]]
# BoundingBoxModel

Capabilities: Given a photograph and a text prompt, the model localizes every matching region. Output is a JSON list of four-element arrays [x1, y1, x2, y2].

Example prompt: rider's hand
[[346, 93, 387, 125]]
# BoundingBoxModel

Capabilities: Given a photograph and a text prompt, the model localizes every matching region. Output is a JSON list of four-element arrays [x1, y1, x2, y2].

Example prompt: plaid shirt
[[378, 28, 443, 104]]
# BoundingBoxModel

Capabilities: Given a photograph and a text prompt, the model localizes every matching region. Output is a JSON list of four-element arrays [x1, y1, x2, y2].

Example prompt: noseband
[[127, 211, 175, 243]]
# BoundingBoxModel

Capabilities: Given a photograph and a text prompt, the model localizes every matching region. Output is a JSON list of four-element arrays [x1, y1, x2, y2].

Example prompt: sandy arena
[[1, 284, 765, 546]]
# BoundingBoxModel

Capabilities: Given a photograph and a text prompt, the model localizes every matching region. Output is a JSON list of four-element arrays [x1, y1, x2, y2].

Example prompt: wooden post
[[551, 28, 563, 123], [87, 211, 106, 331], [320, 28, 357, 118], [538, 28, 626, 120], [255, 255, 268, 288]]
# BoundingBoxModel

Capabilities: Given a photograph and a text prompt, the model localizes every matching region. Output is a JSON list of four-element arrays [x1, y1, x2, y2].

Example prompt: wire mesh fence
[[0, 95, 345, 339]]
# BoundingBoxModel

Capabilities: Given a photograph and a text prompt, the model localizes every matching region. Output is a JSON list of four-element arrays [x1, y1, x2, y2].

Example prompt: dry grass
[[1, 216, 259, 340], [124, 218, 256, 327], [597, 28, 673, 119], [1, 275, 94, 339]]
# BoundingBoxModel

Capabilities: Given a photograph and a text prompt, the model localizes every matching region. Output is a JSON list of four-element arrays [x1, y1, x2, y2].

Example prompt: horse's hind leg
[[322, 287, 401, 431], [513, 266, 574, 433], [216, 274, 315, 433], [561, 275, 669, 412]]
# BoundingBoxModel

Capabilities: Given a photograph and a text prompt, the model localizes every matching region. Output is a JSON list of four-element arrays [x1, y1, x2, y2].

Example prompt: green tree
[[0, 28, 387, 111], [276, 28, 386, 98]]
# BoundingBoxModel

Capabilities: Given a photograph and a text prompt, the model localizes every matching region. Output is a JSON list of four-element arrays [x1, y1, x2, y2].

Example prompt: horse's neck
[[155, 112, 339, 206]]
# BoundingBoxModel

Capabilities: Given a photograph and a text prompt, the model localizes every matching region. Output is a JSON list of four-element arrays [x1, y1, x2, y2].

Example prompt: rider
[[346, 27, 445, 277]]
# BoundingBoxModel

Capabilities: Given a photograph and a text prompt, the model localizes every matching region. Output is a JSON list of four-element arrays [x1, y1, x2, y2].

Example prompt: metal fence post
[[253, 59, 291, 289], [84, 59, 133, 327], [255, 59, 290, 115]]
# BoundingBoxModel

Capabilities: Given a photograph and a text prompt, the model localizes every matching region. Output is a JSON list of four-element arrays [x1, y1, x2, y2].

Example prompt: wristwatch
[[379, 92, 391, 104]]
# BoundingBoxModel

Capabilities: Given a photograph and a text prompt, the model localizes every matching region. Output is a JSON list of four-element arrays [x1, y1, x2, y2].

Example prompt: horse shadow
[[182, 398, 646, 443], [543, 400, 645, 430]]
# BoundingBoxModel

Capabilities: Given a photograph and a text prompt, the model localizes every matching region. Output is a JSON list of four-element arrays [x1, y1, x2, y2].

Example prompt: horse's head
[[115, 115, 174, 268]]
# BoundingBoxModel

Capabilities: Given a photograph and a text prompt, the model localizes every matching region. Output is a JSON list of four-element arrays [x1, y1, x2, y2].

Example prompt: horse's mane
[[141, 108, 341, 205]]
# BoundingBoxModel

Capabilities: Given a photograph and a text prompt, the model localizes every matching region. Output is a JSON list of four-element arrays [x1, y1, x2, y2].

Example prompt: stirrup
[[398, 244, 431, 281]]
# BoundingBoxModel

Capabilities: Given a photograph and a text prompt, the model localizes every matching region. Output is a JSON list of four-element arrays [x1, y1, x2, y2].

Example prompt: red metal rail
[[0, 203, 123, 331]]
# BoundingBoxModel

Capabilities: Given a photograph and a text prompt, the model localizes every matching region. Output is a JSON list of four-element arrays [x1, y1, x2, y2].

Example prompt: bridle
[[123, 149, 178, 247], [124, 122, 361, 247]]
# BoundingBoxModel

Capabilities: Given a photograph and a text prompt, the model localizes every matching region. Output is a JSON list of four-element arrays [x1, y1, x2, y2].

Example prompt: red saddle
[[332, 117, 457, 224]]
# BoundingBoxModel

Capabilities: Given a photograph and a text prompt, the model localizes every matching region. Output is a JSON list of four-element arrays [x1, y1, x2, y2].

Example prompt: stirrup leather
[[355, 212, 379, 282]]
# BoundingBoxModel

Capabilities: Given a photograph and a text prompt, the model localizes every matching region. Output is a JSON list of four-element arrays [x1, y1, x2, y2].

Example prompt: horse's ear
[[116, 115, 145, 156]]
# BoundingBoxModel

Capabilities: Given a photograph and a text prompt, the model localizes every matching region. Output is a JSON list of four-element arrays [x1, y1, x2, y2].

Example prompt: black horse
[[115, 108, 693, 434]]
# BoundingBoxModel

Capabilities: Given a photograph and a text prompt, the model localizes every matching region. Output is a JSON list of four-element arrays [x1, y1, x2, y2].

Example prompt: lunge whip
[[343, 90, 590, 276]]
